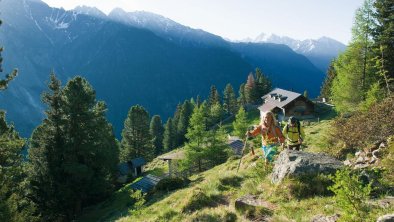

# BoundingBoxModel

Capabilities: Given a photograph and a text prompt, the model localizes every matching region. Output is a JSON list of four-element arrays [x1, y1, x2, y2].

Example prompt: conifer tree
[[184, 104, 208, 172], [245, 73, 257, 104], [320, 60, 337, 100], [208, 85, 220, 107], [176, 100, 194, 145], [121, 105, 153, 161], [172, 103, 182, 147], [254, 68, 272, 101], [28, 75, 119, 220], [373, 0, 394, 85], [233, 107, 248, 140], [209, 102, 224, 126], [163, 118, 175, 151], [238, 83, 247, 106], [204, 127, 229, 165], [223, 83, 238, 115], [0, 112, 29, 221], [150, 115, 164, 156]]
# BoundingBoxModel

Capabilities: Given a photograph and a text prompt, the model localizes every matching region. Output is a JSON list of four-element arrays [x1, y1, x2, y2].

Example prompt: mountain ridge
[[0, 0, 325, 137]]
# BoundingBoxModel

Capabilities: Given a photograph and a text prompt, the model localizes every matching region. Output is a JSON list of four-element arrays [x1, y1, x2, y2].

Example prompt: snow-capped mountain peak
[[73, 5, 106, 18]]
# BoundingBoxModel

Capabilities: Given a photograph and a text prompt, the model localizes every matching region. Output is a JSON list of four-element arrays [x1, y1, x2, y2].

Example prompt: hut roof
[[130, 157, 146, 168], [158, 151, 185, 161], [259, 88, 303, 112]]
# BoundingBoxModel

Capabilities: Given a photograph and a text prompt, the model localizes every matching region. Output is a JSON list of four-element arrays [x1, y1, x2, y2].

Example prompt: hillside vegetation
[[75, 103, 393, 221]]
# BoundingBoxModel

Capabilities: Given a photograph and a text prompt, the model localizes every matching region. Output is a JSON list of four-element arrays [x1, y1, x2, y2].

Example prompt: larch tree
[[233, 106, 248, 140]]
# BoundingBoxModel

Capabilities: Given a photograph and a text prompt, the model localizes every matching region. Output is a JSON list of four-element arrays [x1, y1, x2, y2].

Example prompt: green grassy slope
[[78, 107, 393, 222]]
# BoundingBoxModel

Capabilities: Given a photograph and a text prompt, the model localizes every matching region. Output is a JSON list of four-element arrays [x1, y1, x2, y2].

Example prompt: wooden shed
[[259, 88, 315, 122]]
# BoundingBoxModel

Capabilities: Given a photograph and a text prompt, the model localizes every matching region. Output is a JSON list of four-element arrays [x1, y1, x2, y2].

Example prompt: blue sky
[[42, 0, 364, 44]]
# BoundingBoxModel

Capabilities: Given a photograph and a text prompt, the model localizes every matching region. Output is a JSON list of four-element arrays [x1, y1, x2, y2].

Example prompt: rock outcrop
[[271, 150, 343, 184], [377, 214, 394, 222], [344, 140, 388, 169]]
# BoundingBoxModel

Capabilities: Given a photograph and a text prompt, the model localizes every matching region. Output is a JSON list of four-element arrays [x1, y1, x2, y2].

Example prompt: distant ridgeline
[[0, 0, 326, 137]]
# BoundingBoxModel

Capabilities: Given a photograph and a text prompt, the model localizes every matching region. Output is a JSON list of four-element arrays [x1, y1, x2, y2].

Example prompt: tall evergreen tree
[[254, 68, 272, 101], [223, 83, 238, 115], [172, 103, 182, 147], [233, 107, 248, 140], [176, 100, 194, 145], [28, 76, 119, 220], [184, 105, 209, 172], [0, 112, 30, 221], [150, 115, 164, 156], [27, 73, 65, 220], [245, 73, 257, 104], [238, 83, 247, 106], [373, 0, 394, 87], [121, 105, 153, 162], [163, 118, 175, 151], [320, 60, 337, 100], [208, 85, 220, 107]]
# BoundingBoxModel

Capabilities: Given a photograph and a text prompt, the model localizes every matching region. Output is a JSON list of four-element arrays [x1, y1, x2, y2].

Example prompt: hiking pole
[[237, 134, 249, 173]]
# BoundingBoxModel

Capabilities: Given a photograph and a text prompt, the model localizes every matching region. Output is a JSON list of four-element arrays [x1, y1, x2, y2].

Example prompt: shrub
[[128, 190, 146, 215], [332, 96, 394, 158], [155, 177, 188, 192], [328, 168, 372, 222]]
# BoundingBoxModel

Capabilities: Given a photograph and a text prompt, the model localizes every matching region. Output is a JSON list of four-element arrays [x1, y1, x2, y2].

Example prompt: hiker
[[282, 116, 305, 151], [246, 111, 285, 162]]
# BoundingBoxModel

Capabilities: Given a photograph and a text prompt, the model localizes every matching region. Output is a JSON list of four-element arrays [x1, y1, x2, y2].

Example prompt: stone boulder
[[377, 214, 394, 222], [271, 150, 343, 184], [311, 214, 340, 222]]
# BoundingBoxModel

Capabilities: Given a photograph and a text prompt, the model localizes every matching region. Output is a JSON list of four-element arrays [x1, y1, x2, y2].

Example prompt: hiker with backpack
[[282, 116, 305, 151], [246, 111, 285, 163]]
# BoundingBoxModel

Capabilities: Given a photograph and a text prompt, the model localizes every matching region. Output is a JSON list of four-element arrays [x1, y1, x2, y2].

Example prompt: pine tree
[[223, 83, 238, 115], [209, 102, 224, 126], [0, 112, 29, 221], [208, 85, 220, 107], [121, 105, 153, 162], [150, 115, 164, 156], [176, 100, 194, 145], [204, 127, 229, 165], [320, 60, 337, 100], [254, 68, 272, 101], [238, 83, 247, 106], [28, 75, 119, 220], [163, 118, 175, 151], [27, 73, 66, 220], [373, 0, 394, 86], [184, 105, 209, 172], [233, 107, 248, 140], [172, 103, 182, 147]]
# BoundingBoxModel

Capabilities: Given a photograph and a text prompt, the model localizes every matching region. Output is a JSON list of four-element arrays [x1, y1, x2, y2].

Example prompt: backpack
[[286, 118, 301, 138]]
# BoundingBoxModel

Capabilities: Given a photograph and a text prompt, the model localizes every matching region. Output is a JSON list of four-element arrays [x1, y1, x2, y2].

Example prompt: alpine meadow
[[0, 0, 393, 222]]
